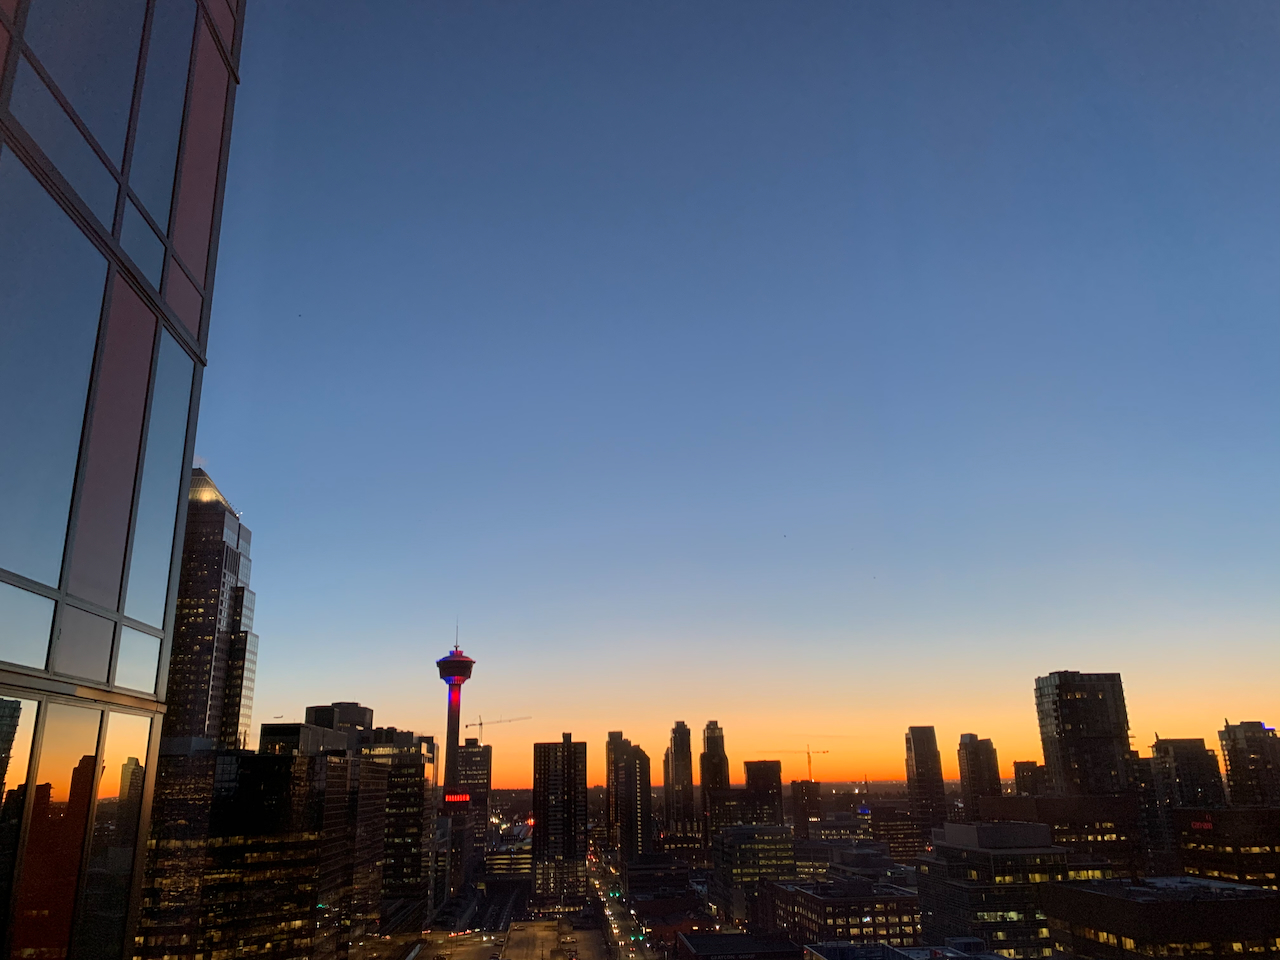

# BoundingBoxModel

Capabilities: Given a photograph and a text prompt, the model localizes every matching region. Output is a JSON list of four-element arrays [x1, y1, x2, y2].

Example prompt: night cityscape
[[0, 2, 1278, 960]]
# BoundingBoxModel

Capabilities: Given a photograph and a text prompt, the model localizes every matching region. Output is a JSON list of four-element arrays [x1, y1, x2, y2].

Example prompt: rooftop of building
[[770, 879, 917, 900], [679, 933, 803, 960], [189, 467, 235, 512], [1051, 876, 1280, 903], [929, 821, 1061, 852]]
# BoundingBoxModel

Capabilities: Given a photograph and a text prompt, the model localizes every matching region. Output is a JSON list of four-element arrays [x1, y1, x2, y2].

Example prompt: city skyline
[[199, 2, 1278, 788]]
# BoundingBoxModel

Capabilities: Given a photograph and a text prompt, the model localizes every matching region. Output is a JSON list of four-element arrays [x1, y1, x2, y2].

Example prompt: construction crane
[[759, 745, 831, 780], [464, 715, 531, 744]]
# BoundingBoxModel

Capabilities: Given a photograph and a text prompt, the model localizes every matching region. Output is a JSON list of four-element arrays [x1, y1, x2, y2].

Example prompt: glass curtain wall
[[0, 0, 242, 954]]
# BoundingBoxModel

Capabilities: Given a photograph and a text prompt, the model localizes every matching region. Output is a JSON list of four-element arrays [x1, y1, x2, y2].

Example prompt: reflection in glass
[[115, 627, 160, 694], [52, 605, 113, 682], [124, 331, 193, 626], [0, 147, 107, 587], [22, 0, 147, 163], [10, 701, 102, 956], [0, 698, 38, 948], [130, 0, 197, 226], [8, 58, 118, 225], [0, 581, 55, 669], [121, 198, 165, 287], [71, 711, 150, 959]]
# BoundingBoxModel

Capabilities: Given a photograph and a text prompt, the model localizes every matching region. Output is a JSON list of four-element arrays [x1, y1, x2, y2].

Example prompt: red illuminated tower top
[[437, 645, 475, 789]]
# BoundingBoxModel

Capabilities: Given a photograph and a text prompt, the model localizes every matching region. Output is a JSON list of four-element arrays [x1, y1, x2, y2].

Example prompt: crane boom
[[463, 715, 531, 744]]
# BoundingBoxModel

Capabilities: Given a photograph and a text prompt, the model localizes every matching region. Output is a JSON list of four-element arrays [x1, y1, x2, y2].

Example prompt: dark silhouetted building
[[917, 822, 1109, 958], [745, 760, 785, 826], [906, 727, 946, 835], [624, 852, 691, 900], [701, 721, 731, 836], [436, 646, 475, 895], [259, 721, 349, 756], [957, 734, 1002, 817], [867, 802, 926, 862], [1041, 876, 1280, 960], [791, 780, 823, 840], [533, 733, 588, 906], [608, 733, 654, 862], [1219, 721, 1280, 807], [607, 730, 626, 850], [1150, 737, 1226, 808], [306, 701, 374, 749], [1012, 761, 1047, 797], [1035, 671, 1133, 796], [677, 933, 803, 960], [459, 736, 493, 860], [1175, 806, 1280, 889], [667, 721, 697, 826], [767, 878, 920, 947]]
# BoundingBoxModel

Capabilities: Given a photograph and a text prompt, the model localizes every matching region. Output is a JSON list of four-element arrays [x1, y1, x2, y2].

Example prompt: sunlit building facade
[[0, 0, 242, 955]]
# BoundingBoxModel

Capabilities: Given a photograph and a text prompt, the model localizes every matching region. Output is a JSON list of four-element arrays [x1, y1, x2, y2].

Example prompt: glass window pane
[[130, 0, 196, 226], [71, 711, 150, 960], [171, 20, 227, 281], [120, 197, 165, 287], [114, 627, 160, 694], [123, 331, 193, 626], [52, 605, 113, 682], [0, 698, 39, 949], [164, 255, 203, 337], [65, 276, 156, 610], [10, 701, 102, 957], [22, 0, 147, 164], [0, 146, 107, 587], [0, 582, 55, 670], [8, 57, 118, 226]]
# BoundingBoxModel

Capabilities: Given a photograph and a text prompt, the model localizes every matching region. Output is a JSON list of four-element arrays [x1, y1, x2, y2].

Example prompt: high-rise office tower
[[459, 736, 493, 857], [306, 700, 374, 749], [790, 780, 823, 839], [667, 721, 696, 827], [1012, 761, 1048, 797], [957, 733, 1002, 817], [606, 730, 625, 849], [607, 733, 653, 861], [1219, 721, 1280, 806], [0, 1, 242, 953], [360, 727, 439, 908], [166, 469, 257, 749], [701, 720, 730, 792], [1035, 671, 1134, 796], [906, 726, 947, 833], [533, 733, 589, 904], [744, 759, 784, 825]]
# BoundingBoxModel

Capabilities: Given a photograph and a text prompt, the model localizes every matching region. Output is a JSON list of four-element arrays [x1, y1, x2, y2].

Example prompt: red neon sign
[[444, 793, 471, 803]]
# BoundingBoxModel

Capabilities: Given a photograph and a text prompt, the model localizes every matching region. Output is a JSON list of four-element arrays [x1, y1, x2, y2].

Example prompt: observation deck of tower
[[437, 645, 475, 789]]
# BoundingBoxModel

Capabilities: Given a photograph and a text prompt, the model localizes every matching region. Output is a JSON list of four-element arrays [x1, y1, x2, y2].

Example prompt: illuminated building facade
[[532, 732, 588, 906], [745, 760, 784, 826], [0, 0, 242, 954], [917, 822, 1110, 959], [766, 878, 921, 947], [165, 469, 256, 748], [1035, 671, 1134, 797], [710, 824, 796, 929], [458, 735, 492, 861], [360, 726, 438, 905], [1176, 807, 1280, 890]]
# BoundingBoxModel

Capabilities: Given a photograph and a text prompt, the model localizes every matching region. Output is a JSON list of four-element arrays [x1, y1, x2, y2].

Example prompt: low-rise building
[[766, 879, 920, 947], [1174, 806, 1280, 889], [917, 822, 1109, 959], [1040, 876, 1280, 959]]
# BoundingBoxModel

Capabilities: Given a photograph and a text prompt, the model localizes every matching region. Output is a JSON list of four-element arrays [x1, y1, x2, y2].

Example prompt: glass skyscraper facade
[[0, 0, 242, 955]]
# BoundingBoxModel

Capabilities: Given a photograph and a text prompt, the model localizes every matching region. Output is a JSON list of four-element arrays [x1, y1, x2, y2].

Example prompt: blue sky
[[199, 2, 1279, 784]]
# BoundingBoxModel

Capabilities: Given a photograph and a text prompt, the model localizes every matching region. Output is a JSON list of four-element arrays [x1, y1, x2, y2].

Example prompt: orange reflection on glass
[[72, 711, 151, 959], [10, 701, 101, 957], [0, 697, 38, 946]]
